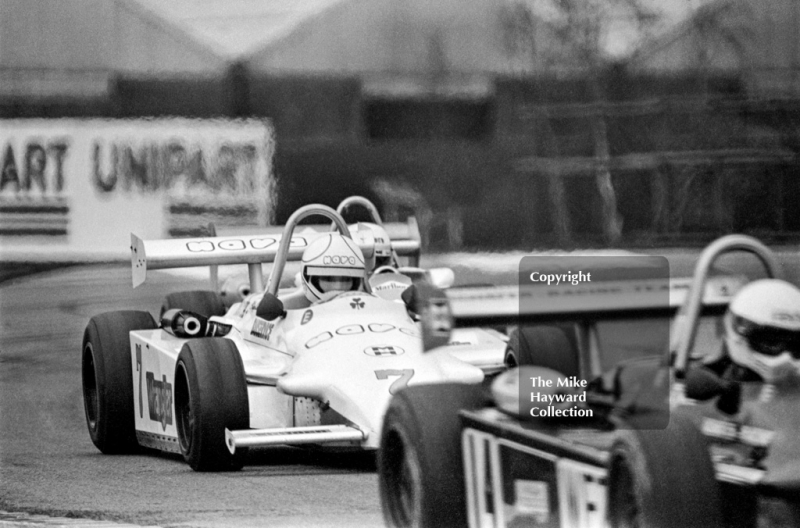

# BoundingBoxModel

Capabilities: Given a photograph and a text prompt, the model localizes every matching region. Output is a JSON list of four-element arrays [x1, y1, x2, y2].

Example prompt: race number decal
[[374, 369, 415, 394]]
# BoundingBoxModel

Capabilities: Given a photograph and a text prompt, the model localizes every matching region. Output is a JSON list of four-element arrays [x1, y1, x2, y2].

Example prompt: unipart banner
[[0, 118, 275, 260]]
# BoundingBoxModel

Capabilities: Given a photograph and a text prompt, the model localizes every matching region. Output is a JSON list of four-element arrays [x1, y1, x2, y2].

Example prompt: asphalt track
[[1, 248, 799, 527], [0, 265, 382, 528]]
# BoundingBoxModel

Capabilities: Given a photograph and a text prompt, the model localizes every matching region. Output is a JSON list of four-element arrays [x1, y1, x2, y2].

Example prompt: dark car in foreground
[[378, 234, 799, 528]]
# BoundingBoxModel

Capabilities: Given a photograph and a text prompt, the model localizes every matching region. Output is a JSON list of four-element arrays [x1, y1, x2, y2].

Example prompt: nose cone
[[277, 344, 483, 448]]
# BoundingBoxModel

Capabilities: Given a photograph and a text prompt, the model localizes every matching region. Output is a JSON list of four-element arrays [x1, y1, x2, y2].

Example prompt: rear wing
[[420, 275, 746, 350], [131, 219, 422, 288], [131, 232, 337, 288], [214, 217, 422, 265], [382, 217, 421, 266]]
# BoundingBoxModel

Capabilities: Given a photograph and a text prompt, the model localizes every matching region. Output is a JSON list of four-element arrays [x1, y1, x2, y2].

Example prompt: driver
[[723, 279, 800, 384], [350, 222, 412, 302], [301, 233, 366, 303], [350, 222, 397, 272]]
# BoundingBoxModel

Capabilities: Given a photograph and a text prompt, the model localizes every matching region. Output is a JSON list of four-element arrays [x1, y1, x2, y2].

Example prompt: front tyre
[[175, 338, 249, 471], [82, 310, 156, 454], [607, 412, 723, 528], [378, 383, 486, 528], [504, 324, 578, 376]]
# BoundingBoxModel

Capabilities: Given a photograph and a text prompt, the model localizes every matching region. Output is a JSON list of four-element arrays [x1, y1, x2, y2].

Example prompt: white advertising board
[[0, 118, 275, 261]]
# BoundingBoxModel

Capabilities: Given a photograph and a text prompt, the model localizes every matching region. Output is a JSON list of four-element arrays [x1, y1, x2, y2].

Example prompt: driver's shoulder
[[279, 289, 312, 310]]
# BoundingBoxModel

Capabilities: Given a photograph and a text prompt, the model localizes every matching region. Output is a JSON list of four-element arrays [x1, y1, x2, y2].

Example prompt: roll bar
[[265, 204, 353, 296], [335, 195, 406, 266], [673, 234, 782, 379], [336, 195, 384, 224]]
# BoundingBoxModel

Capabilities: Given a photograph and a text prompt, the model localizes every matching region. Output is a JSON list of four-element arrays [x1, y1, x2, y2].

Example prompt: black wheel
[[174, 338, 249, 471], [82, 310, 156, 454], [607, 412, 723, 528], [160, 290, 226, 319], [504, 324, 579, 376], [378, 383, 486, 528]]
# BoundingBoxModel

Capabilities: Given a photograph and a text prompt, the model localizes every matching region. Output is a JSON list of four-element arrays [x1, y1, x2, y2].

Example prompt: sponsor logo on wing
[[250, 318, 274, 340], [186, 238, 279, 252], [365, 345, 405, 356], [146, 372, 173, 431]]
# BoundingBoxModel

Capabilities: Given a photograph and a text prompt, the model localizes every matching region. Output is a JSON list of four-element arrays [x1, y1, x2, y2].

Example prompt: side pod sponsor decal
[[251, 318, 274, 340], [146, 372, 173, 431]]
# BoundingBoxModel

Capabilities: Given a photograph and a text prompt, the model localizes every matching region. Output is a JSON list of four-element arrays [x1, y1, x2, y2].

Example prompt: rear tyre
[[175, 338, 249, 471], [504, 324, 579, 376], [607, 411, 723, 528], [378, 383, 486, 528], [160, 290, 226, 319], [82, 310, 156, 454]]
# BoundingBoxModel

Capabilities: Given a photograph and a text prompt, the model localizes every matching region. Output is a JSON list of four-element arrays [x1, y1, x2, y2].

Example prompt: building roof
[[129, 0, 349, 60]]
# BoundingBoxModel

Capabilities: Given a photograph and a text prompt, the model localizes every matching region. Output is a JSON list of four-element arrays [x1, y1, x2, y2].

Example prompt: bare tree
[[500, 0, 662, 244]]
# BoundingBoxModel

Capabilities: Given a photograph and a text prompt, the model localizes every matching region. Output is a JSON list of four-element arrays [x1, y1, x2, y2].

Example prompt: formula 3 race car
[[81, 204, 506, 472], [377, 234, 800, 528]]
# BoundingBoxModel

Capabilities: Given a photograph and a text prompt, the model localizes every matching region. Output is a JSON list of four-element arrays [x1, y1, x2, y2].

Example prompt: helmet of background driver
[[301, 233, 366, 302], [350, 222, 395, 272], [724, 279, 800, 383]]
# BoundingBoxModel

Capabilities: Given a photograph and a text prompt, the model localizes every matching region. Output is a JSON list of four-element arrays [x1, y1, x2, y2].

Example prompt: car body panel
[[129, 287, 485, 454]]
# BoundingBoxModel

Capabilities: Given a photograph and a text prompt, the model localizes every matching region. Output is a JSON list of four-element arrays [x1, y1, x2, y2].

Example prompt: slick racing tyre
[[378, 383, 486, 528], [607, 411, 724, 528], [175, 338, 249, 472], [82, 310, 157, 454], [160, 290, 226, 319], [504, 324, 579, 377]]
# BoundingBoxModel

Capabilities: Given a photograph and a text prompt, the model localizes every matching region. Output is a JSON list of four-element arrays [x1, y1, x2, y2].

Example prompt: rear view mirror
[[256, 293, 286, 320], [683, 366, 741, 414], [684, 367, 726, 401]]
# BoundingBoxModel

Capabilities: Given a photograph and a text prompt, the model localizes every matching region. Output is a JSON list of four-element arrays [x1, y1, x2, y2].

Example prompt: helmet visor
[[312, 276, 360, 294], [375, 255, 395, 268], [733, 315, 800, 358]]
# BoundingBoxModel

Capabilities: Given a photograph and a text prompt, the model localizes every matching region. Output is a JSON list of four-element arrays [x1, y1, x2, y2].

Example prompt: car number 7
[[374, 369, 415, 394]]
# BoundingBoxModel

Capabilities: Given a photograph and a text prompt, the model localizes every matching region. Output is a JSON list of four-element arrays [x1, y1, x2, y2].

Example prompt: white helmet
[[724, 279, 800, 383], [301, 233, 366, 302], [350, 222, 395, 271]]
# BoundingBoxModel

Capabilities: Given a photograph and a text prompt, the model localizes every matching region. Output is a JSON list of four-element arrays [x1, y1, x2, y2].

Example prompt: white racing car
[[81, 204, 505, 471]]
